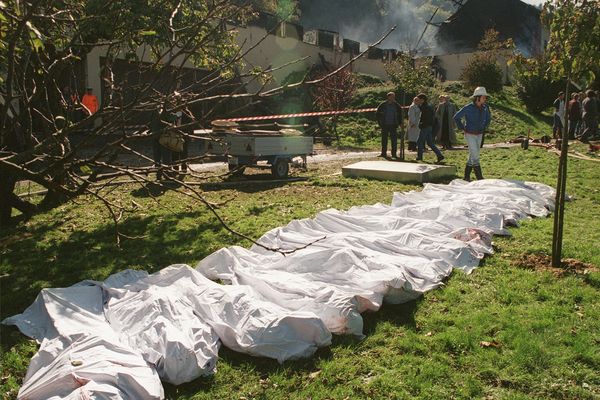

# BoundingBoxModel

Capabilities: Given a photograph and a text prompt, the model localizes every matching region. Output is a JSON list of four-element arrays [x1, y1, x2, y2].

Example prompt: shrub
[[461, 29, 513, 94], [512, 55, 565, 114], [461, 53, 503, 93], [312, 67, 357, 112], [385, 53, 436, 99]]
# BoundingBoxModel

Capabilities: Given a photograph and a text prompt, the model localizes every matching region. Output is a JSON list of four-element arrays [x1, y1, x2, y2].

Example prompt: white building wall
[[235, 25, 388, 93], [433, 50, 515, 83], [85, 24, 390, 104]]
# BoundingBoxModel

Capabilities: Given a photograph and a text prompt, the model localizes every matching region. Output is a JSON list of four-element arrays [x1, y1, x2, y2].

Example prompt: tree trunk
[[551, 71, 571, 267]]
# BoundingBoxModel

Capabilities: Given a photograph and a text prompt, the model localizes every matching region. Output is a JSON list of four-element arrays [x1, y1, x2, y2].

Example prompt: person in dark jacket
[[376, 92, 404, 158], [453, 86, 492, 181], [434, 94, 458, 149], [416, 93, 444, 163], [580, 90, 598, 143], [567, 93, 582, 140]]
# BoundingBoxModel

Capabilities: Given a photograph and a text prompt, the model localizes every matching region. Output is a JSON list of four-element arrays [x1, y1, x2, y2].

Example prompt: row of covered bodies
[[4, 179, 556, 399]]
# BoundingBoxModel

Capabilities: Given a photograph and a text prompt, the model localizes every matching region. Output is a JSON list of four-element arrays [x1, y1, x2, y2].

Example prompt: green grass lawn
[[1, 145, 600, 400]]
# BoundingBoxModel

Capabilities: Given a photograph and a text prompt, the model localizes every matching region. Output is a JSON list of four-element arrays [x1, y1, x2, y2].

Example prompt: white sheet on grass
[[103, 264, 332, 364], [4, 265, 331, 399], [17, 334, 164, 400], [4, 179, 556, 399], [197, 179, 555, 337]]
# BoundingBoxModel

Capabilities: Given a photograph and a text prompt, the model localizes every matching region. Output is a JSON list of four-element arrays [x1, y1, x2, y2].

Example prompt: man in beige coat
[[435, 94, 458, 149]]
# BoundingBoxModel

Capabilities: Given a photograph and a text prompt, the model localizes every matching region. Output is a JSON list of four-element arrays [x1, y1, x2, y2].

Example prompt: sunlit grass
[[2, 144, 599, 399]]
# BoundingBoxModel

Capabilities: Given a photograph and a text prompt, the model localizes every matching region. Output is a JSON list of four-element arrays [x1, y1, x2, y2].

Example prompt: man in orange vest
[[81, 87, 98, 115]]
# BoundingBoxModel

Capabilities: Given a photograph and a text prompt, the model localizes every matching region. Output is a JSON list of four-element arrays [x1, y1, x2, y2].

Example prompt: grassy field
[[1, 140, 600, 399]]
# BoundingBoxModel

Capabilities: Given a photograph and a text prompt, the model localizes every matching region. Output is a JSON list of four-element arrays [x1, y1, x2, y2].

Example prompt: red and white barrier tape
[[219, 106, 408, 122]]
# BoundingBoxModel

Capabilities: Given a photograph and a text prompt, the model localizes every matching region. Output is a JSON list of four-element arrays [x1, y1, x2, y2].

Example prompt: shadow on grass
[[362, 299, 420, 336], [131, 180, 185, 198], [163, 344, 334, 396], [201, 174, 303, 194], [493, 103, 536, 125], [0, 210, 224, 351]]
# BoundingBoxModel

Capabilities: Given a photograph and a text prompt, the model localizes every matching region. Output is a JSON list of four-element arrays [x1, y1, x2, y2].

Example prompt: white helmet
[[472, 86, 489, 97]]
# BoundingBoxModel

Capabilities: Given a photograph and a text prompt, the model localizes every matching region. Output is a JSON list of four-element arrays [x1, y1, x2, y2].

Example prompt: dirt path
[[188, 143, 520, 173]]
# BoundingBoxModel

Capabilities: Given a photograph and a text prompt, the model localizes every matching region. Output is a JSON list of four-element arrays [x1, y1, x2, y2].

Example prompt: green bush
[[512, 55, 564, 114], [352, 85, 395, 108], [385, 53, 436, 99], [460, 53, 503, 93]]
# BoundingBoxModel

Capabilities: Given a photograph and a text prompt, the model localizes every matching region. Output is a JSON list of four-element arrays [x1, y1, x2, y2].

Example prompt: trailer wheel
[[271, 159, 289, 179], [228, 164, 245, 176]]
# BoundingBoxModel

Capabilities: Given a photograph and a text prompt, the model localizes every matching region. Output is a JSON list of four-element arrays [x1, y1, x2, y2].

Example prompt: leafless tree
[[0, 0, 394, 251]]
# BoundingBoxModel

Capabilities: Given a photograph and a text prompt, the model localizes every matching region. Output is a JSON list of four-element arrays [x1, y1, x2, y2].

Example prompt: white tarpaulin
[[198, 180, 554, 337], [4, 265, 331, 399], [3, 179, 556, 399], [17, 334, 165, 400]]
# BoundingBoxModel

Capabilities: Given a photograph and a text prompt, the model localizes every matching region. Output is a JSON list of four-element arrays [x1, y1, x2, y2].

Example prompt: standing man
[[81, 87, 99, 115], [453, 86, 491, 181], [552, 91, 565, 139], [435, 94, 458, 149], [580, 90, 598, 143], [406, 96, 421, 151], [577, 91, 585, 136], [567, 93, 581, 140], [376, 92, 403, 158], [416, 93, 444, 164]]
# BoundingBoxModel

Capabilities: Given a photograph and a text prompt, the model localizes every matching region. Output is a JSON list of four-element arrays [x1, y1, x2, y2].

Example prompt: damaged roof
[[434, 0, 544, 56]]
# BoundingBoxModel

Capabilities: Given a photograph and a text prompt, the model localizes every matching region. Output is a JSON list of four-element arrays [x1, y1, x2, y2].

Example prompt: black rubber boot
[[474, 165, 484, 180], [464, 164, 472, 182]]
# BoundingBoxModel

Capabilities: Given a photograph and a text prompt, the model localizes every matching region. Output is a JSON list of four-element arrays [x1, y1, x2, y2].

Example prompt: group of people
[[377, 86, 491, 182], [554, 89, 598, 143], [377, 92, 458, 158]]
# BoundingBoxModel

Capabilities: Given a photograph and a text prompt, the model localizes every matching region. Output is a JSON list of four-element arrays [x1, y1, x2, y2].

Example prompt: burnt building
[[342, 38, 360, 55], [434, 0, 546, 57]]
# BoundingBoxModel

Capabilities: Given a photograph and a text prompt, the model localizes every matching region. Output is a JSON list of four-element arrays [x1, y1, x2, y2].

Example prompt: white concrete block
[[342, 161, 457, 183]]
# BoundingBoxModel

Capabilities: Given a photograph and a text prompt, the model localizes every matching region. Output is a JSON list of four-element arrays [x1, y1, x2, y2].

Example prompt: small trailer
[[195, 129, 314, 178]]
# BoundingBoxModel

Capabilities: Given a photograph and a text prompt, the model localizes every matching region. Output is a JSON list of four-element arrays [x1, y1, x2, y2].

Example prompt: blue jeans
[[465, 133, 482, 166], [553, 114, 563, 136], [417, 127, 443, 160]]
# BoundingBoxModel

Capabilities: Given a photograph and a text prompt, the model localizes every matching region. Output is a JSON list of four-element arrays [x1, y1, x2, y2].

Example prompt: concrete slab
[[342, 161, 457, 183]]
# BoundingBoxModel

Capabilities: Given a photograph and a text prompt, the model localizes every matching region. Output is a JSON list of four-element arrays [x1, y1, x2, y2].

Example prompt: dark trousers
[[152, 138, 172, 178], [568, 119, 580, 140], [381, 125, 398, 157], [171, 138, 189, 171], [417, 126, 443, 160], [580, 117, 598, 142]]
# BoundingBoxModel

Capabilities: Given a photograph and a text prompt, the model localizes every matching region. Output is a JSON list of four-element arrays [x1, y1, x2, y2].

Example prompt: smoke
[[432, 0, 544, 57], [297, 0, 453, 53]]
